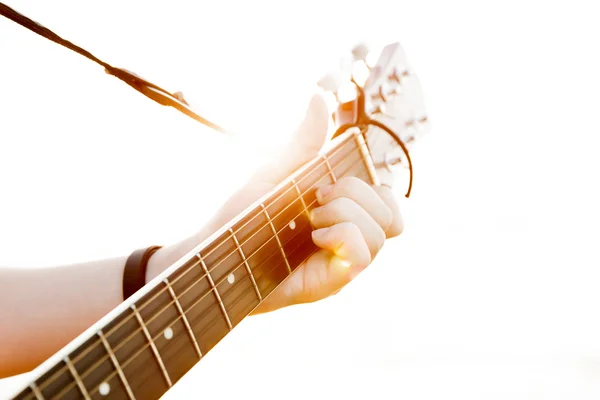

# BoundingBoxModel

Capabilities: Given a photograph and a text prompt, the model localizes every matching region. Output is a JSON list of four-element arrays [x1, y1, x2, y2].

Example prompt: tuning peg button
[[317, 73, 343, 93], [352, 43, 370, 63]]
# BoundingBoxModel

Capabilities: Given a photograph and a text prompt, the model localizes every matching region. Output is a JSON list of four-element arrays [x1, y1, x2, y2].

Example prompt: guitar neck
[[13, 128, 377, 400]]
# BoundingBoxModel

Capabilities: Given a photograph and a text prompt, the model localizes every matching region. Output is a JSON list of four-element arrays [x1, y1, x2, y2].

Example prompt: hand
[[249, 94, 404, 313], [149, 93, 403, 312]]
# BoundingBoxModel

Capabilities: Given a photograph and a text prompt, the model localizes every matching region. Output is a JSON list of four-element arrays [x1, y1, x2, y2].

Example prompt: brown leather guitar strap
[[0, 2, 228, 134]]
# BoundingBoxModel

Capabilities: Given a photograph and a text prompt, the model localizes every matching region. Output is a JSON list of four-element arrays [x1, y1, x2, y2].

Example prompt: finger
[[257, 93, 329, 185], [255, 249, 352, 313], [310, 198, 386, 258], [372, 185, 404, 238], [255, 222, 371, 314], [316, 177, 393, 231], [311, 222, 371, 276]]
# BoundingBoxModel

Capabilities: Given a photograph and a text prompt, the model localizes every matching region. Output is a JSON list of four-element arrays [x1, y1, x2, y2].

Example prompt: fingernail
[[316, 185, 332, 202], [311, 227, 329, 240]]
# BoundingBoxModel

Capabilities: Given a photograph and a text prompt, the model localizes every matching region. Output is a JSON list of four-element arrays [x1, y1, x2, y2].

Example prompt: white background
[[1, 0, 600, 399]]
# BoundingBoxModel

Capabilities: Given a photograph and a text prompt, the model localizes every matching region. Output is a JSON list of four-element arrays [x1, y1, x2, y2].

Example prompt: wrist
[[144, 229, 211, 284]]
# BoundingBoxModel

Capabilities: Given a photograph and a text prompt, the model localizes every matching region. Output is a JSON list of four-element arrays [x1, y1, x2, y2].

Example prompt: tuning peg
[[371, 84, 387, 102], [417, 116, 430, 131], [388, 67, 410, 84], [317, 72, 343, 94], [388, 68, 401, 83], [352, 43, 370, 63], [387, 84, 403, 97], [369, 103, 394, 119]]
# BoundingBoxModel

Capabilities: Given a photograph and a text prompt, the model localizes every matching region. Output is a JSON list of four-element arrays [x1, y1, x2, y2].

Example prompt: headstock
[[318, 42, 430, 193]]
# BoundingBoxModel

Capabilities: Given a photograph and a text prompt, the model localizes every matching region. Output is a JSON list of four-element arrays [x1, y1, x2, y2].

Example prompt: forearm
[[0, 256, 126, 377], [0, 182, 267, 378]]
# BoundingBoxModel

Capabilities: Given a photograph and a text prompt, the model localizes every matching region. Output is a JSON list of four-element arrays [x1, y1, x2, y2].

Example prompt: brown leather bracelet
[[122, 246, 162, 301]]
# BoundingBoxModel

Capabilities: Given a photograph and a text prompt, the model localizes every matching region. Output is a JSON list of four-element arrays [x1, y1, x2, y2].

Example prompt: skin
[[0, 94, 403, 378]]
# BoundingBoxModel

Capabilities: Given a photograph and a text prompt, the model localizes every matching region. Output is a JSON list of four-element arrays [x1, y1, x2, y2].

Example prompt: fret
[[327, 136, 361, 178], [7, 123, 390, 400], [229, 228, 262, 301], [12, 386, 35, 400], [32, 360, 79, 399], [281, 215, 320, 270], [322, 154, 337, 182], [352, 128, 380, 185], [98, 331, 136, 400], [329, 145, 365, 183], [102, 307, 169, 398], [30, 384, 43, 400], [294, 161, 332, 214], [197, 254, 233, 329], [168, 256, 229, 355], [267, 181, 308, 233], [260, 203, 291, 273], [64, 357, 91, 399], [270, 186, 312, 251], [215, 263, 261, 325], [230, 205, 290, 299], [291, 178, 310, 219], [128, 281, 200, 385], [164, 278, 203, 359], [65, 334, 130, 399], [199, 230, 238, 281], [131, 305, 172, 388]]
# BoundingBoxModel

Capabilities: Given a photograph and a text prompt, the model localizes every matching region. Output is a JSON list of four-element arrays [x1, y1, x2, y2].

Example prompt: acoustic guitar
[[9, 42, 429, 400]]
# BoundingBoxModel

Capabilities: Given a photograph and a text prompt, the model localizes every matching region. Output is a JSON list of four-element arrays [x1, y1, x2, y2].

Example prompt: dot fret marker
[[227, 273, 235, 284], [99, 382, 110, 396], [164, 327, 174, 340], [289, 220, 296, 230]]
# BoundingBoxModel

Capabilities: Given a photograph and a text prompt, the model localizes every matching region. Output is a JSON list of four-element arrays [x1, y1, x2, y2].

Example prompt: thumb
[[259, 93, 330, 185]]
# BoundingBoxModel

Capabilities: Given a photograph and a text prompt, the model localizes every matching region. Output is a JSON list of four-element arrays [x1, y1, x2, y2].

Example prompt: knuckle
[[328, 197, 359, 219], [343, 221, 362, 237], [331, 177, 366, 198], [338, 176, 366, 189]]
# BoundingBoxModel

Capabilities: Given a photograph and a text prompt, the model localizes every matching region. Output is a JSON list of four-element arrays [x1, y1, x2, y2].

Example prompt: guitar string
[[123, 235, 323, 397], [73, 155, 351, 390], [110, 135, 352, 330], [33, 134, 355, 392], [35, 142, 361, 397], [90, 194, 336, 397], [35, 122, 392, 397], [82, 224, 316, 398], [49, 155, 362, 399], [89, 245, 320, 398], [103, 121, 403, 399], [81, 154, 360, 387], [38, 120, 400, 397], [41, 121, 396, 397]]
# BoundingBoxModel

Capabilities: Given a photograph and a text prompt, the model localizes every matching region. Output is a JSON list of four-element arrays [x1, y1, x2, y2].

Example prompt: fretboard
[[12, 128, 377, 400]]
